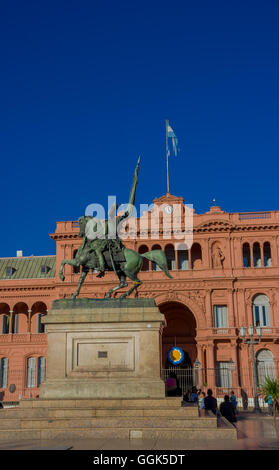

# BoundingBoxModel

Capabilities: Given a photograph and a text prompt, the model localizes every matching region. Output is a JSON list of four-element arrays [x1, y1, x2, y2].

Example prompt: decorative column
[[271, 236, 278, 266], [175, 249, 179, 270], [239, 342, 252, 399], [244, 291, 253, 326], [268, 291, 275, 328], [205, 289, 213, 328], [196, 343, 204, 366], [249, 243, 253, 268], [232, 288, 239, 328], [9, 310, 13, 334], [188, 247, 192, 270], [28, 310, 32, 333], [260, 242, 264, 268], [227, 289, 235, 327], [230, 340, 239, 389], [206, 342, 215, 390], [237, 289, 246, 326]]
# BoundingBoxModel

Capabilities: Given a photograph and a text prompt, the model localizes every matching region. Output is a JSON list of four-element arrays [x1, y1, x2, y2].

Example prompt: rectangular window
[[214, 305, 228, 328], [216, 362, 232, 388], [0, 358, 8, 388], [27, 357, 36, 388]]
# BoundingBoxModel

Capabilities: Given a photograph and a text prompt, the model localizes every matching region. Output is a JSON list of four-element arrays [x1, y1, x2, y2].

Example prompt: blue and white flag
[[167, 124, 179, 156]]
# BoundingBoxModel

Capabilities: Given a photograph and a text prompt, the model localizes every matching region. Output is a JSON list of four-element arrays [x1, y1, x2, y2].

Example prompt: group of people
[[165, 374, 238, 425], [183, 388, 238, 424]]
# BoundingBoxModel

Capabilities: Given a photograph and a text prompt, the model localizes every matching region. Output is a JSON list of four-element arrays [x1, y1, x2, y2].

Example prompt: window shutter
[[2, 358, 8, 388], [14, 314, 19, 334], [37, 357, 46, 386], [27, 357, 36, 388]]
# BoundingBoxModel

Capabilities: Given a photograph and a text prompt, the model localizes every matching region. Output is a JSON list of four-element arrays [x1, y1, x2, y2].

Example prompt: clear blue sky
[[1, 0, 278, 256]]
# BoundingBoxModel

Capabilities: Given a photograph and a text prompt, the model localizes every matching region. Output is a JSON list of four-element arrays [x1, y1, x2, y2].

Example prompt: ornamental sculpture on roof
[[59, 157, 172, 299]]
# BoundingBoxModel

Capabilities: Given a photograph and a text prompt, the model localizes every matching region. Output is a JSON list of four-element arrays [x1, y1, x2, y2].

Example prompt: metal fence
[[0, 366, 276, 408], [161, 366, 275, 408]]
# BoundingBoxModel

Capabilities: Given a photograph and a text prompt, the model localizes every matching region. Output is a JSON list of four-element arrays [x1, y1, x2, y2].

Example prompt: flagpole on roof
[[166, 118, 170, 194]]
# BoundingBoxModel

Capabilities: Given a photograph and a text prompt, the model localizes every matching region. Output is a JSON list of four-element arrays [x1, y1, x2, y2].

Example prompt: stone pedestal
[[40, 298, 166, 399]]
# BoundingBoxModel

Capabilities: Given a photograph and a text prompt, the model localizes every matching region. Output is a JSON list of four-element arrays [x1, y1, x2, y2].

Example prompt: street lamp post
[[240, 325, 262, 413]]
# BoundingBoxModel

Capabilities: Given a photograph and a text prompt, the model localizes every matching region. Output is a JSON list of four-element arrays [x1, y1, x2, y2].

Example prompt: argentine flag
[[167, 125, 179, 156]]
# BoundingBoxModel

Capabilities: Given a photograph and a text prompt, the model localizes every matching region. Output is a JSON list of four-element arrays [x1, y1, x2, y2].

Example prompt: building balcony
[[212, 328, 236, 336], [211, 326, 279, 340], [0, 333, 47, 344]]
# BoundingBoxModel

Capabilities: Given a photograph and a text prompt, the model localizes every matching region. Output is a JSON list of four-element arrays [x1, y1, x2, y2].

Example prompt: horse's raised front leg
[[70, 270, 88, 299], [59, 259, 80, 282]]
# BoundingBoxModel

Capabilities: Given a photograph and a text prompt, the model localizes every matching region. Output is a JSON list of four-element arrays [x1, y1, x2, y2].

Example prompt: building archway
[[159, 301, 197, 369]]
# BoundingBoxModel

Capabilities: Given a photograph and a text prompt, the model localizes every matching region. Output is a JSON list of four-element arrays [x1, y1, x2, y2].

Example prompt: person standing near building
[[198, 391, 206, 409], [204, 389, 217, 414], [191, 386, 198, 404], [230, 390, 238, 414], [220, 395, 236, 424], [267, 394, 273, 416]]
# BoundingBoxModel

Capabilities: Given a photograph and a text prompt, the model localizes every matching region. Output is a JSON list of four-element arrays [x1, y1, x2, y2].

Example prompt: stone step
[[1, 406, 198, 419], [0, 424, 237, 442], [19, 397, 183, 409], [48, 407, 199, 419], [0, 415, 217, 430]]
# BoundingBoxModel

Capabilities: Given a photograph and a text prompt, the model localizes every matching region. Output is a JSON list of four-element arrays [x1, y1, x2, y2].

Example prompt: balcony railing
[[212, 327, 279, 337], [0, 333, 47, 344]]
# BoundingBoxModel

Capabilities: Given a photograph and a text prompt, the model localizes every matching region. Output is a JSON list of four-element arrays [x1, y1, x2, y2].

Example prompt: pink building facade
[[0, 193, 279, 403]]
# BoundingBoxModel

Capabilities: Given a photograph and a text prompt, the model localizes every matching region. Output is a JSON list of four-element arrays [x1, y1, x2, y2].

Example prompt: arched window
[[26, 357, 36, 388], [264, 242, 272, 267], [165, 244, 176, 270], [37, 357, 46, 386], [151, 245, 162, 271], [191, 243, 202, 269], [253, 242, 261, 267], [138, 245, 149, 271], [0, 358, 8, 388], [73, 250, 80, 274], [243, 243, 251, 268], [253, 294, 271, 327], [13, 302, 29, 334], [30, 302, 47, 334], [256, 349, 275, 386]]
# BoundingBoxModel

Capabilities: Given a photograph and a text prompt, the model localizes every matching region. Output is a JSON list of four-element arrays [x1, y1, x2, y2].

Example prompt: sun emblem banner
[[167, 346, 184, 365]]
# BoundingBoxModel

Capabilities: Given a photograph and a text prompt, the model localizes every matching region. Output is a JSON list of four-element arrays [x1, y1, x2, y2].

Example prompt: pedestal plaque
[[40, 298, 166, 399]]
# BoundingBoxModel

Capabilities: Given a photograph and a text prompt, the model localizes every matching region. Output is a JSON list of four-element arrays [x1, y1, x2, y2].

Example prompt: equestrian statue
[[59, 157, 172, 299]]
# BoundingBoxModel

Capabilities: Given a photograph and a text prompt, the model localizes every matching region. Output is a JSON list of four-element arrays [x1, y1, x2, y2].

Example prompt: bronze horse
[[59, 216, 172, 299]]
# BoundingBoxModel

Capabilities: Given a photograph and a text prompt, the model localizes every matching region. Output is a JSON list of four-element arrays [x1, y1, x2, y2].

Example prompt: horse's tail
[[141, 250, 173, 279]]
